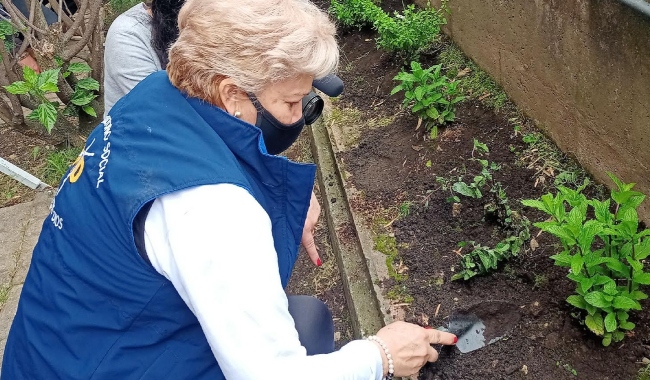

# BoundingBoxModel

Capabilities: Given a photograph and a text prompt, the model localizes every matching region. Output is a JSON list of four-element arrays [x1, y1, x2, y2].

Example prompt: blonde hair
[[167, 0, 339, 105]]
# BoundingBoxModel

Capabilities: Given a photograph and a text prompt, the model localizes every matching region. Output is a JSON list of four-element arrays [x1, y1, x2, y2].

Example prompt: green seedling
[[398, 201, 413, 217]]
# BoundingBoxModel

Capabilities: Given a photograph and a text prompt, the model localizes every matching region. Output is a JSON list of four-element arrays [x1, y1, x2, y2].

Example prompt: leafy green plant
[[452, 216, 530, 281], [329, 0, 384, 29], [4, 63, 99, 132], [375, 2, 446, 58], [448, 141, 531, 281], [391, 61, 465, 137], [398, 201, 413, 217], [0, 20, 18, 52], [451, 159, 500, 200], [522, 173, 650, 346]]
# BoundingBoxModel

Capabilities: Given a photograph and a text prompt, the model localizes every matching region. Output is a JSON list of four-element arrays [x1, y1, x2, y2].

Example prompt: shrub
[[376, 3, 446, 58], [6, 65, 99, 133], [329, 0, 384, 29], [330, 0, 446, 59], [522, 174, 650, 346]]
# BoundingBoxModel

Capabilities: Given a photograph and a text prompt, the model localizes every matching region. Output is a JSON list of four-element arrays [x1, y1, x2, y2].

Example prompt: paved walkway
[[0, 190, 53, 366]]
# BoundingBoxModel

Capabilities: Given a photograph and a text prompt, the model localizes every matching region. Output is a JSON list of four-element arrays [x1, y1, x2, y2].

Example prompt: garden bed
[[316, 0, 650, 378]]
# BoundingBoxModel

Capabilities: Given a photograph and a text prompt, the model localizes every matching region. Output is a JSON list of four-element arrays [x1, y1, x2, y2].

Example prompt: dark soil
[[0, 122, 82, 207], [320, 0, 650, 379]]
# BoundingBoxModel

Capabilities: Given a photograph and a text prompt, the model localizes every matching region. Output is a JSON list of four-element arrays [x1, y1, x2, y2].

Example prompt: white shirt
[[144, 183, 384, 379]]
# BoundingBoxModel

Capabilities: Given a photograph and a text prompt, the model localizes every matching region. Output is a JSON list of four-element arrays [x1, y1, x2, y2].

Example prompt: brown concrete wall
[[415, 0, 650, 219]]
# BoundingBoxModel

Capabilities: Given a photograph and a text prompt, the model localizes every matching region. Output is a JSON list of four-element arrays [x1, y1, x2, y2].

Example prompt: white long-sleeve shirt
[[143, 183, 384, 379]]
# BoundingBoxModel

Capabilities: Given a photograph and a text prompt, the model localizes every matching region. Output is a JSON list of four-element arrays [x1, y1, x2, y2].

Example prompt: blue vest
[[2, 72, 316, 379]]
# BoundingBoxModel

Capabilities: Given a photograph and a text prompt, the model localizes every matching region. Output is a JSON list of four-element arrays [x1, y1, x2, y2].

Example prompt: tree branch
[[89, 6, 104, 90], [62, 0, 89, 44], [45, 0, 75, 28], [62, 0, 100, 61], [0, 1, 47, 35], [0, 97, 15, 125]]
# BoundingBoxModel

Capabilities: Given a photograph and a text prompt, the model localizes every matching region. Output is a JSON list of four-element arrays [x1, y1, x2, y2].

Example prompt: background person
[[3, 0, 457, 378]]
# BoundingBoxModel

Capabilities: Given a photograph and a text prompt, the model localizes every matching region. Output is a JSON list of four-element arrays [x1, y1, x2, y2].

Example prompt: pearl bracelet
[[367, 335, 394, 380]]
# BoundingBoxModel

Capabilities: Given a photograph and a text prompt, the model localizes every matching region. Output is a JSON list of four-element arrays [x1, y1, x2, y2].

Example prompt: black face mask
[[248, 93, 305, 155]]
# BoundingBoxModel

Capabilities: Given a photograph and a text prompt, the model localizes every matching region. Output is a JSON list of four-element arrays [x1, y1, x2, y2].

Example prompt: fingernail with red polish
[[317, 258, 322, 267], [424, 326, 433, 329], [453, 336, 458, 344]]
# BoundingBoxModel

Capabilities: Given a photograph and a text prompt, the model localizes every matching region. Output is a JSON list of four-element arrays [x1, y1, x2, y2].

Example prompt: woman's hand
[[374, 321, 457, 377], [301, 191, 322, 266]]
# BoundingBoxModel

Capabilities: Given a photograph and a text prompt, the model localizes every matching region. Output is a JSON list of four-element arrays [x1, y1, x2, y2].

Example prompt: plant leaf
[[604, 312, 617, 332], [550, 251, 572, 266], [629, 290, 648, 300], [590, 199, 612, 224], [452, 182, 476, 198], [632, 272, 650, 285], [612, 295, 641, 310], [36, 69, 61, 93], [70, 90, 97, 106], [29, 102, 58, 133], [606, 260, 630, 278], [4, 81, 31, 95], [603, 280, 618, 296], [543, 225, 576, 246], [635, 238, 650, 260], [619, 321, 635, 330], [585, 313, 605, 335], [67, 62, 92, 73], [23, 65, 38, 85], [76, 77, 100, 91], [602, 333, 612, 346], [82, 105, 97, 117], [571, 254, 584, 275], [566, 295, 587, 310], [521, 199, 550, 214], [584, 291, 610, 308]]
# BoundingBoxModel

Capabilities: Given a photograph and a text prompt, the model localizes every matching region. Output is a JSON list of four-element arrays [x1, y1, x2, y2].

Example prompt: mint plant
[[375, 3, 446, 58], [4, 63, 99, 133], [391, 61, 465, 139], [329, 0, 384, 29], [522, 173, 650, 346]]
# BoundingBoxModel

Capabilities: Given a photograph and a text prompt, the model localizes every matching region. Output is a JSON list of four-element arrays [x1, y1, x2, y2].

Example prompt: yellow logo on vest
[[48, 116, 112, 231]]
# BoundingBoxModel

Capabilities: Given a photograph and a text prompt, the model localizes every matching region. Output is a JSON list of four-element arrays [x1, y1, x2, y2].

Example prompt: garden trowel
[[437, 300, 521, 353]]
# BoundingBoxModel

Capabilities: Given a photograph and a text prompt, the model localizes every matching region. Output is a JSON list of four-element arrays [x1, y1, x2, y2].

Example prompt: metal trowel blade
[[438, 300, 521, 354]]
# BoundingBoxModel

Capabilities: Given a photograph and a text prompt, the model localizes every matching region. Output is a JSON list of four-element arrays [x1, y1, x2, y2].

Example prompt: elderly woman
[[2, 0, 456, 378], [104, 0, 342, 267]]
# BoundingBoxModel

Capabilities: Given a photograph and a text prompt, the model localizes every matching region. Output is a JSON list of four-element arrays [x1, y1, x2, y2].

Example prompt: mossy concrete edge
[[308, 118, 392, 339]]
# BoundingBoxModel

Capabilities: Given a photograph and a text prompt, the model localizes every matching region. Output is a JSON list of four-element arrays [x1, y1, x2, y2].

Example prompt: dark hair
[[150, 0, 185, 68]]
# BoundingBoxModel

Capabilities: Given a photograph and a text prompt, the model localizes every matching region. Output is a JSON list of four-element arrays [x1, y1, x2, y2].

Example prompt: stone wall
[[417, 0, 650, 218]]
